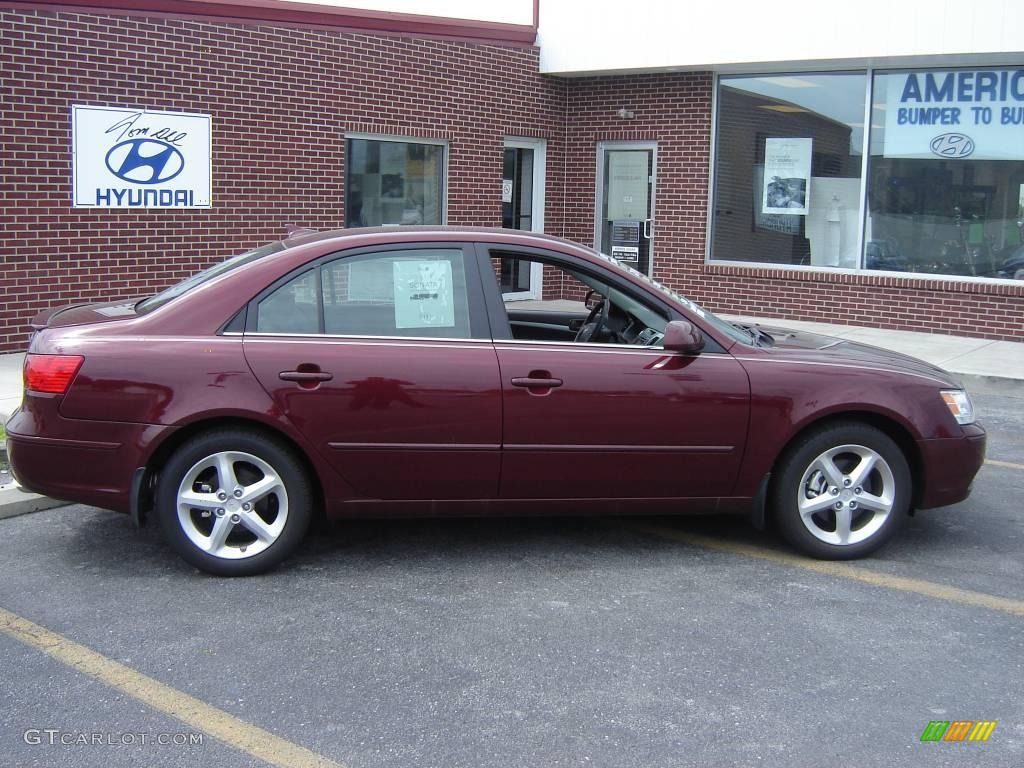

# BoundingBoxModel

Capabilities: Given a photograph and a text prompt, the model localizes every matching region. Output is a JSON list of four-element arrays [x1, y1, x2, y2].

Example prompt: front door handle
[[511, 370, 563, 395], [511, 377, 563, 388]]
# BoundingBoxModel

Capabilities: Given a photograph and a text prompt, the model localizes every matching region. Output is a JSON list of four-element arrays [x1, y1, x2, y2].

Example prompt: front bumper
[[917, 423, 987, 509]]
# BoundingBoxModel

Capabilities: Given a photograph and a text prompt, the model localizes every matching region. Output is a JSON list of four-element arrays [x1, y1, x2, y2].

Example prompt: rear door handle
[[279, 364, 333, 389], [280, 370, 333, 382]]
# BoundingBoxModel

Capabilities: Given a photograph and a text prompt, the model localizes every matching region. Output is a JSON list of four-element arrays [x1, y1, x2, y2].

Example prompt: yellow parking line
[[985, 458, 1024, 471], [0, 607, 345, 768], [632, 525, 1024, 618]]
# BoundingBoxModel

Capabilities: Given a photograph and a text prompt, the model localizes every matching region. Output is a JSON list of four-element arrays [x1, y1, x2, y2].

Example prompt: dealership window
[[712, 68, 1024, 281], [866, 69, 1024, 278], [712, 73, 868, 268], [346, 137, 445, 227]]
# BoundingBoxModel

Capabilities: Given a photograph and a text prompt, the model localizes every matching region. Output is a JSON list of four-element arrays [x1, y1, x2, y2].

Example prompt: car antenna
[[284, 223, 317, 238]]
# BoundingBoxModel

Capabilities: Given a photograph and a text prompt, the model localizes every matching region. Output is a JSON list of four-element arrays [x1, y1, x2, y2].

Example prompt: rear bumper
[[6, 401, 171, 514], [917, 423, 987, 509]]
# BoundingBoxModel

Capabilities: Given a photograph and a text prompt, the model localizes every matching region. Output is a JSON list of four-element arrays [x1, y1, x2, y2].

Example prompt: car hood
[[755, 325, 961, 388]]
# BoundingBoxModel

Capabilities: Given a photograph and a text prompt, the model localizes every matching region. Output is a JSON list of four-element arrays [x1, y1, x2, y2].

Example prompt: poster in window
[[393, 260, 455, 329], [762, 138, 812, 215]]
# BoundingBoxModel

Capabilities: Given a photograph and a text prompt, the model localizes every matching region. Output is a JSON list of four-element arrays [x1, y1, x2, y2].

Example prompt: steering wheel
[[575, 292, 610, 343]]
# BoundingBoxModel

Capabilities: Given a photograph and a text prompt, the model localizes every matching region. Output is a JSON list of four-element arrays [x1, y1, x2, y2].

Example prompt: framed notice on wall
[[762, 138, 812, 215]]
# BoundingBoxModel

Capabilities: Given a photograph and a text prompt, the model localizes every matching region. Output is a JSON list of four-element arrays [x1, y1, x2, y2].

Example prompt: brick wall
[[2, 9, 1021, 350], [559, 72, 1023, 341], [0, 8, 566, 351]]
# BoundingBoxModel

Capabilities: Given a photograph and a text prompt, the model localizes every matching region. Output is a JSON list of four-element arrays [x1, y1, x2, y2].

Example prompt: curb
[[0, 425, 69, 520], [0, 486, 68, 520], [954, 373, 1024, 399]]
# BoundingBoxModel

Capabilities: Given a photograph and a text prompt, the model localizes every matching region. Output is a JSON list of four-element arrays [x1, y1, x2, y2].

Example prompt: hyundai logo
[[104, 139, 185, 184], [929, 133, 975, 159]]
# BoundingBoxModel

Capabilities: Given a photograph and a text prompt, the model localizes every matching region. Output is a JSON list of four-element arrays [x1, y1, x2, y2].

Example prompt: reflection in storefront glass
[[711, 73, 867, 269], [866, 69, 1024, 279]]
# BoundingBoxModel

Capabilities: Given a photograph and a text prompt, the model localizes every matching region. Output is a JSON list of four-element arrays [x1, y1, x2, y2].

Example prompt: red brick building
[[1, 0, 1021, 352]]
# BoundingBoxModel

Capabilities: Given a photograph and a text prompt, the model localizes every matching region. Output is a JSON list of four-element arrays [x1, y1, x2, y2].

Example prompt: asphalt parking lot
[[1, 392, 1022, 768]]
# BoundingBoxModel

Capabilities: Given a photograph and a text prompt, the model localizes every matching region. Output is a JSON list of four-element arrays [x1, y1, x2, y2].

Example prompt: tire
[[771, 422, 911, 560], [156, 428, 313, 576]]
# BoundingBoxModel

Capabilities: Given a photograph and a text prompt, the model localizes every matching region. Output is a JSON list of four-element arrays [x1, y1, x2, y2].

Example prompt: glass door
[[596, 142, 656, 275], [502, 137, 546, 299]]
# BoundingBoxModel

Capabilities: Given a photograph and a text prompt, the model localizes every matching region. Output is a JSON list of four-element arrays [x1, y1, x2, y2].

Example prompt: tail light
[[24, 354, 84, 394]]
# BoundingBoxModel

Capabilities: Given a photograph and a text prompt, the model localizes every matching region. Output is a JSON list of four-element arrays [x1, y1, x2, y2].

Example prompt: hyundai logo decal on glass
[[72, 105, 212, 208], [929, 133, 976, 158], [882, 68, 1024, 162]]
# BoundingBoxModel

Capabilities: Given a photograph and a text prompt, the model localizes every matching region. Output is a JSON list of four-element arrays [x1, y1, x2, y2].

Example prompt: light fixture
[[616, 108, 635, 120]]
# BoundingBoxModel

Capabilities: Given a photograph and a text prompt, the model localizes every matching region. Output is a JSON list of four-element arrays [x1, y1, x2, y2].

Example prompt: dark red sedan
[[7, 228, 986, 575]]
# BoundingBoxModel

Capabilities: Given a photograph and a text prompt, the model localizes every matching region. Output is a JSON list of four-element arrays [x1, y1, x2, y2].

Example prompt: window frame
[[243, 243, 490, 341], [344, 133, 449, 227]]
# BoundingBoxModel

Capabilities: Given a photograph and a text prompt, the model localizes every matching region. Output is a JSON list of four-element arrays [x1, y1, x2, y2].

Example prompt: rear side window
[[256, 270, 319, 334], [252, 248, 474, 339], [321, 248, 471, 338]]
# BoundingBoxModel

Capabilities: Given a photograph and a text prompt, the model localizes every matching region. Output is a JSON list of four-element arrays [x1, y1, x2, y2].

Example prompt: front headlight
[[940, 389, 976, 425]]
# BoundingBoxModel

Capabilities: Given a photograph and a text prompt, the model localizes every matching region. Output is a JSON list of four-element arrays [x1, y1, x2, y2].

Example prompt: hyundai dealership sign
[[883, 69, 1024, 161], [72, 105, 212, 208]]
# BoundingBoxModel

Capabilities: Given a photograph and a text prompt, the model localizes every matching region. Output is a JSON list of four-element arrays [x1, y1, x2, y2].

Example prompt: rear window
[[135, 241, 285, 314]]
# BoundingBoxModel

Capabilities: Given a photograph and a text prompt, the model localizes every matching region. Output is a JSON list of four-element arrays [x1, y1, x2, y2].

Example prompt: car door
[[242, 244, 501, 501], [478, 245, 751, 500]]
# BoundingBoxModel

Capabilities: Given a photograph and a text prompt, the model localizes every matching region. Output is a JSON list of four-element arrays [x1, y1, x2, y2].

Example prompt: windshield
[[590, 250, 752, 345], [135, 242, 285, 314]]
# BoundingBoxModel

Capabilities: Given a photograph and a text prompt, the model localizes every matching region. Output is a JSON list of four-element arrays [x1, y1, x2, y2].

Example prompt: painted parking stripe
[[0, 607, 346, 768], [632, 525, 1024, 618], [985, 458, 1024, 471]]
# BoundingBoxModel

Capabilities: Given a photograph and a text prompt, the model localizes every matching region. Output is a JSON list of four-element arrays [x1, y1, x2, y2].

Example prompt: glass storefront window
[[711, 73, 868, 268], [866, 69, 1024, 278], [346, 137, 445, 227]]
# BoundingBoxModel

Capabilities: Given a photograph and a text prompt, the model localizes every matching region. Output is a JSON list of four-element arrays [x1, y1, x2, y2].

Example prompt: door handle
[[279, 370, 333, 382], [279, 364, 333, 388], [511, 377, 563, 388], [511, 370, 563, 394]]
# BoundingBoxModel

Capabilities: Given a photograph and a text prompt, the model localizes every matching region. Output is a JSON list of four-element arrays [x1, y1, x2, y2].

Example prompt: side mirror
[[662, 320, 704, 353]]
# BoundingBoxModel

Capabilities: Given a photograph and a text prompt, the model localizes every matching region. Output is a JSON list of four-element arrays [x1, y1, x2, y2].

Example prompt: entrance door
[[596, 143, 656, 275], [502, 137, 546, 299]]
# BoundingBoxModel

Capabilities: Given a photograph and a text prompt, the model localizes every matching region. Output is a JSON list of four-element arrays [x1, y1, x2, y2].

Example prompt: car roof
[[282, 225, 594, 253]]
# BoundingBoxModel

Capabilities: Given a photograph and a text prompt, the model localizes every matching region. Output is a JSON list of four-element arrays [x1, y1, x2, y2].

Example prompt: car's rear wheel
[[772, 422, 910, 559], [156, 429, 312, 576]]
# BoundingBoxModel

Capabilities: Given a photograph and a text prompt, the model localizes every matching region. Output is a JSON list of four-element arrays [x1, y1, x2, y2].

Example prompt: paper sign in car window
[[393, 259, 455, 329]]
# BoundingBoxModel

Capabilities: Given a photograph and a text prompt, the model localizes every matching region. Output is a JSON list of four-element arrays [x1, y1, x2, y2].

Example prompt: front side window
[[346, 138, 445, 227], [866, 69, 1024, 278], [711, 73, 868, 269]]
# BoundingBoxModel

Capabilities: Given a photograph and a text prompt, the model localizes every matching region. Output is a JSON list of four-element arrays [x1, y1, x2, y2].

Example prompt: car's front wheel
[[156, 429, 313, 576], [772, 422, 911, 559]]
